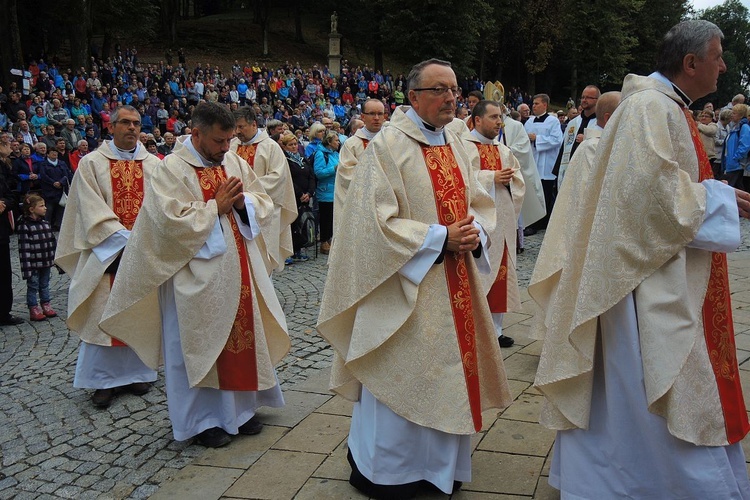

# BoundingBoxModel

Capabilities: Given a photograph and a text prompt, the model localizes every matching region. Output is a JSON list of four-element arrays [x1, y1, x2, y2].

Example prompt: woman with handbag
[[37, 148, 72, 231]]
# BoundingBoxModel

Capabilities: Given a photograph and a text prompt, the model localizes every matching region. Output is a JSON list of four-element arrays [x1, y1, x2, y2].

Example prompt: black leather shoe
[[498, 335, 515, 348], [0, 315, 24, 326], [196, 427, 231, 448], [347, 448, 419, 499], [238, 415, 263, 435], [126, 382, 151, 396], [92, 388, 115, 408], [523, 227, 537, 236]]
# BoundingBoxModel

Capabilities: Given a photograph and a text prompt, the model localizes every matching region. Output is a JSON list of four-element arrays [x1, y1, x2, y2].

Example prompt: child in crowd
[[17, 194, 57, 321]]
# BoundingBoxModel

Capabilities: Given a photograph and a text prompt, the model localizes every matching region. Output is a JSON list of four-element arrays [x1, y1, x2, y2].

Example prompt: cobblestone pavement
[[2, 218, 747, 498]]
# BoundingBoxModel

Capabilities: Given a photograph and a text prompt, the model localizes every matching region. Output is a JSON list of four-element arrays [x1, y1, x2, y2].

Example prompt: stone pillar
[[328, 11, 342, 77]]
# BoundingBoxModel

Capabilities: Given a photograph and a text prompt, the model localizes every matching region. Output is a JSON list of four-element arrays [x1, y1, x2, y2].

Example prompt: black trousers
[[0, 241, 13, 318], [530, 179, 556, 230], [722, 170, 745, 190], [319, 201, 334, 243]]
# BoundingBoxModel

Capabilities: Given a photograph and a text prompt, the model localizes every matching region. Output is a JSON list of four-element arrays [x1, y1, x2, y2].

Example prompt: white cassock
[[550, 180, 750, 499], [523, 114, 563, 182], [348, 107, 492, 495]]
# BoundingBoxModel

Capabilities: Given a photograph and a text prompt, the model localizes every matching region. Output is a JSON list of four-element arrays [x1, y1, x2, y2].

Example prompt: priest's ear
[[682, 53, 698, 77]]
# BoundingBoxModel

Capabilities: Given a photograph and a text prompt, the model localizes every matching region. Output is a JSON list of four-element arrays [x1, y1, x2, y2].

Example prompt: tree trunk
[[161, 0, 179, 45], [294, 0, 305, 43], [69, 0, 92, 71], [101, 31, 112, 60], [260, 0, 270, 57], [570, 65, 578, 100], [527, 72, 536, 96]]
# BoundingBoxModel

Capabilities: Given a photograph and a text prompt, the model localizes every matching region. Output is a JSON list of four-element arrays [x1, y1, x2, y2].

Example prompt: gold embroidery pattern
[[475, 143, 503, 171], [109, 160, 145, 230], [705, 252, 736, 381], [236, 144, 257, 167]]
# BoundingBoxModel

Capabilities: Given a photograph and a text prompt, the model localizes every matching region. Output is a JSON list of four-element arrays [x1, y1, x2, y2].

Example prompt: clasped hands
[[446, 215, 480, 253], [494, 168, 516, 186], [214, 176, 245, 214]]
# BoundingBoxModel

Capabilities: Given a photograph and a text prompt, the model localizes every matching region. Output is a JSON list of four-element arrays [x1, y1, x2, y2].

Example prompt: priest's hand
[[214, 176, 245, 214], [446, 215, 480, 253], [494, 168, 515, 186], [735, 188, 750, 219]]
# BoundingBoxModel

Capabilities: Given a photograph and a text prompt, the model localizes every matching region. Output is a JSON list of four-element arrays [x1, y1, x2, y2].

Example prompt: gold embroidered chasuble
[[230, 132, 297, 274], [100, 140, 290, 389], [317, 106, 511, 435], [529, 74, 748, 446], [447, 119, 525, 312], [55, 142, 160, 346], [334, 129, 373, 234]]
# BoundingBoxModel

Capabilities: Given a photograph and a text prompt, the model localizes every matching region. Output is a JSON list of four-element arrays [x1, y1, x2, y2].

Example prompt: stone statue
[[331, 11, 338, 33]]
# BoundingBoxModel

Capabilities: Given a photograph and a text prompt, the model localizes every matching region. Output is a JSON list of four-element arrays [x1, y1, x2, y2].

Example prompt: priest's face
[[692, 37, 726, 98], [235, 117, 258, 143], [409, 64, 458, 128], [361, 100, 385, 133], [193, 124, 233, 165], [475, 103, 503, 140], [111, 109, 141, 151]]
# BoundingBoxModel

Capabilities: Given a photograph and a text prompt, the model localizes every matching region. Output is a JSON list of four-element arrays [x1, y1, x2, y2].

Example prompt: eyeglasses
[[362, 112, 385, 117], [115, 119, 141, 127], [412, 86, 461, 97], [580, 96, 598, 101]]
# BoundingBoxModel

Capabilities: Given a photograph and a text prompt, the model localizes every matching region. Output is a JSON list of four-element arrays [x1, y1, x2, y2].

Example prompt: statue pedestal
[[328, 32, 342, 77]]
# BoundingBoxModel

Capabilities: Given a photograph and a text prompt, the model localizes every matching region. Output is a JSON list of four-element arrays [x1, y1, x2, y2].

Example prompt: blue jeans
[[26, 267, 51, 307]]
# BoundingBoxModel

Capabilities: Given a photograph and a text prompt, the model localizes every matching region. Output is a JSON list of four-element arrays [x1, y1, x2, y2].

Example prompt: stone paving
[[1, 220, 749, 499]]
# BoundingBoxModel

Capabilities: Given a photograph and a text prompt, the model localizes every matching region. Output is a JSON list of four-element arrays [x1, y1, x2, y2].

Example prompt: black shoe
[[238, 415, 263, 435], [498, 335, 515, 348], [523, 227, 537, 236], [516, 247, 525, 254], [347, 448, 419, 499], [92, 388, 115, 408], [0, 315, 24, 326], [196, 427, 231, 448], [125, 382, 151, 396]]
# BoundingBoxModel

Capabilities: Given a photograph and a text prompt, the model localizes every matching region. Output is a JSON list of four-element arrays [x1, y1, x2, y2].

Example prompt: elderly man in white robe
[[100, 102, 290, 448], [56, 105, 159, 409], [318, 59, 512, 498], [230, 106, 297, 274], [530, 20, 750, 498]]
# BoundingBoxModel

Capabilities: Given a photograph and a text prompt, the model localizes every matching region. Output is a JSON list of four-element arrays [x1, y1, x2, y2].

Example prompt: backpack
[[304, 149, 330, 171], [296, 205, 317, 248]]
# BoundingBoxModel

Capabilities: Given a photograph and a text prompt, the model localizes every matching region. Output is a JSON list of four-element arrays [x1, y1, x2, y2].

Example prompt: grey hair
[[656, 20, 723, 79], [77, 139, 88, 147], [265, 119, 283, 130], [406, 58, 452, 95], [110, 105, 140, 125]]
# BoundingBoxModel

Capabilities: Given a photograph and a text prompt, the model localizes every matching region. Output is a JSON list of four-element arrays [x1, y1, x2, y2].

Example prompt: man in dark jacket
[[0, 132, 23, 325]]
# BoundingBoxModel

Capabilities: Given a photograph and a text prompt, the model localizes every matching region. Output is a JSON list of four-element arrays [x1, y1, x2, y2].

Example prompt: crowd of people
[[1, 17, 750, 500]]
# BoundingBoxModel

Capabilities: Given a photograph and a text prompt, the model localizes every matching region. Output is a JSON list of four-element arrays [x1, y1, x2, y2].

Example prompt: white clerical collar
[[185, 136, 219, 167], [648, 71, 692, 107], [406, 107, 446, 146], [108, 140, 141, 160], [242, 130, 260, 146], [361, 127, 378, 140], [470, 128, 495, 144]]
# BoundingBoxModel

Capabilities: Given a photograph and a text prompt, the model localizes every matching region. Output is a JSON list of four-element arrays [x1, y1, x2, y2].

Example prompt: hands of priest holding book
[[214, 176, 245, 214], [446, 215, 480, 254]]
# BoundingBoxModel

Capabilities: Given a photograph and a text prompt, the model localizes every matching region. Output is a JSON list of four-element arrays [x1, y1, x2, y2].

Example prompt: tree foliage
[[699, 0, 750, 106]]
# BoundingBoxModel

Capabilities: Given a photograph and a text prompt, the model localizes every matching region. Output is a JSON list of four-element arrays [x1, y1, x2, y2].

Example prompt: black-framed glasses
[[115, 119, 141, 127], [412, 86, 461, 97]]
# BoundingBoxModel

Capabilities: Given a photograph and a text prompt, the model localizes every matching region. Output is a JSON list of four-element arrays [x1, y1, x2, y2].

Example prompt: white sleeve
[[194, 219, 227, 259], [92, 230, 130, 265], [472, 220, 492, 275], [399, 224, 446, 285], [232, 194, 260, 241], [688, 179, 741, 253]]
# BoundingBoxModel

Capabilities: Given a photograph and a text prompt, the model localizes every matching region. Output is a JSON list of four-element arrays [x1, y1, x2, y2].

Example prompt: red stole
[[683, 108, 750, 443], [108, 159, 145, 346], [475, 143, 510, 312], [193, 166, 259, 391], [236, 143, 258, 168], [420, 144, 483, 432], [361, 138, 370, 150]]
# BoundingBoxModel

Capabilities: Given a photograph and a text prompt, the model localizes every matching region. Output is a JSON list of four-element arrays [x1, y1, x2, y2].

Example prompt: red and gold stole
[[420, 144, 483, 432], [108, 159, 145, 346], [361, 138, 370, 150], [475, 143, 509, 313], [236, 143, 258, 168], [684, 108, 750, 443], [193, 166, 259, 391]]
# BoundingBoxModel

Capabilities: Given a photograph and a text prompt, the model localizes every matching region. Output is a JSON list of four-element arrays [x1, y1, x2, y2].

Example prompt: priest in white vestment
[[318, 59, 512, 498], [555, 85, 599, 190], [100, 102, 290, 448], [448, 101, 524, 349], [524, 94, 562, 232], [56, 105, 158, 409], [230, 106, 297, 274], [529, 21, 750, 498]]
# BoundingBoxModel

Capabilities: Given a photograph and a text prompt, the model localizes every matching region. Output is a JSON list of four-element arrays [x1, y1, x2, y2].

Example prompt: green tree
[[699, 0, 750, 106], [516, 0, 564, 93], [629, 0, 691, 76]]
